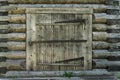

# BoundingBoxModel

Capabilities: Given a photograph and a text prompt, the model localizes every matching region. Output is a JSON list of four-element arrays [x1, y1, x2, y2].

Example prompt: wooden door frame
[[26, 8, 93, 71]]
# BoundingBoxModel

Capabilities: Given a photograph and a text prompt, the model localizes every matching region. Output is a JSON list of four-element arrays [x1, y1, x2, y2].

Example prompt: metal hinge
[[29, 39, 87, 46]]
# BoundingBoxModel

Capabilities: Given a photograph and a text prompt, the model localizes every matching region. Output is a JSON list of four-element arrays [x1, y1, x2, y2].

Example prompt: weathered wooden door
[[26, 8, 92, 71]]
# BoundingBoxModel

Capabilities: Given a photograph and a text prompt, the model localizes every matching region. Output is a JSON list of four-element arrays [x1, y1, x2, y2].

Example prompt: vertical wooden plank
[[37, 25, 44, 70], [82, 13, 92, 69], [87, 14, 92, 70], [26, 14, 37, 70], [26, 14, 31, 70], [32, 15, 37, 70]]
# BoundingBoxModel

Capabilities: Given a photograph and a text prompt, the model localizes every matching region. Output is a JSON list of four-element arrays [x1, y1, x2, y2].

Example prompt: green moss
[[12, 74, 17, 80], [115, 74, 120, 79], [63, 71, 73, 78]]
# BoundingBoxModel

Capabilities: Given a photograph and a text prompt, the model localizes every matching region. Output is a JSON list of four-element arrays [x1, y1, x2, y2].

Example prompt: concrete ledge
[[0, 76, 117, 80]]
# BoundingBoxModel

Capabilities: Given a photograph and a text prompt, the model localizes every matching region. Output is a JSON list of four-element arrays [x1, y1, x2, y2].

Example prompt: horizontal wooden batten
[[38, 63, 83, 67], [106, 9, 120, 15], [0, 77, 116, 80], [0, 5, 107, 11], [1, 17, 120, 25], [0, 24, 26, 33], [26, 8, 93, 14], [6, 8, 119, 14], [0, 60, 25, 71], [93, 18, 120, 24], [93, 42, 120, 50], [107, 29, 120, 33], [93, 59, 120, 69], [0, 12, 8, 16], [1, 24, 119, 34], [7, 0, 119, 6], [0, 15, 25, 24], [7, 0, 106, 4], [1, 50, 120, 61], [5, 70, 111, 77], [93, 32, 120, 43], [0, 33, 25, 42], [0, 42, 25, 51], [93, 50, 120, 60], [0, 32, 119, 42], [93, 13, 120, 19], [93, 24, 120, 32], [0, 51, 25, 60], [108, 66, 120, 71], [1, 59, 120, 71], [1, 14, 120, 24], [0, 24, 119, 34], [0, 42, 119, 52]]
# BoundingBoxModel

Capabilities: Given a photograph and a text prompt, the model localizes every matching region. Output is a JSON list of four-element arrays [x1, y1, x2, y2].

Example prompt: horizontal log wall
[[0, 0, 120, 73]]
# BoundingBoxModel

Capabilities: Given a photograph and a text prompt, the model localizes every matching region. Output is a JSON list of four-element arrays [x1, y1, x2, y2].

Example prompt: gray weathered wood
[[0, 33, 25, 41], [26, 8, 93, 14], [8, 0, 105, 4], [0, 76, 117, 80], [0, 24, 25, 33], [1, 14, 119, 24], [0, 42, 25, 51], [92, 42, 120, 50], [93, 50, 120, 60], [7, 0, 119, 6], [93, 59, 120, 69], [1, 24, 119, 34], [1, 50, 120, 60], [7, 8, 119, 15], [93, 32, 120, 42], [26, 14, 37, 70], [5, 69, 111, 77], [0, 42, 118, 52], [0, 60, 25, 70], [8, 8, 107, 14], [0, 51, 25, 59], [93, 24, 120, 32], [0, 15, 25, 23], [26, 8, 92, 70], [0, 0, 120, 72]]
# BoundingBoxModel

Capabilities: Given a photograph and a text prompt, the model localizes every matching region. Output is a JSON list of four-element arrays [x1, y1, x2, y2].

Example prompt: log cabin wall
[[0, 0, 120, 73]]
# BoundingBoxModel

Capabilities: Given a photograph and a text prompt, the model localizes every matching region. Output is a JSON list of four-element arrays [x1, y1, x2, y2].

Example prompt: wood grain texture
[[0, 42, 25, 51], [0, 33, 25, 41], [0, 42, 118, 52], [1, 50, 120, 60], [0, 15, 25, 23], [93, 59, 120, 69], [8, 8, 106, 14], [5, 69, 111, 77], [0, 77, 116, 80], [6, 69, 111, 77], [1, 24, 119, 34], [0, 24, 25, 33], [1, 14, 119, 24], [26, 8, 92, 70], [0, 51, 25, 59], [26, 8, 92, 14], [0, 0, 120, 72], [93, 32, 120, 42], [8, 0, 105, 4], [7, 0, 119, 6], [0, 60, 25, 70], [93, 50, 120, 60], [26, 14, 36, 70]]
